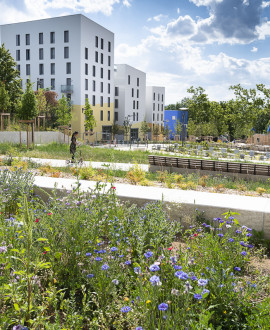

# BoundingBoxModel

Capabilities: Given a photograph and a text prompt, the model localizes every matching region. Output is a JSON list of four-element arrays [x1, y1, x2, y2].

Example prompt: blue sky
[[1, 0, 270, 104]]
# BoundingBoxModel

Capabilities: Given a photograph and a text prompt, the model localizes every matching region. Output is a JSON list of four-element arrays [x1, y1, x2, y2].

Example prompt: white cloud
[[123, 0, 132, 8], [147, 14, 168, 22], [251, 46, 258, 52], [177, 8, 180, 14], [262, 1, 270, 8]]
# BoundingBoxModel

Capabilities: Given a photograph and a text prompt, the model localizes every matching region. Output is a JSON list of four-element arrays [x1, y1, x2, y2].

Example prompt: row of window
[[114, 99, 140, 110], [93, 51, 111, 66], [16, 31, 69, 46], [91, 81, 111, 94], [17, 62, 72, 76], [16, 47, 70, 61], [128, 75, 140, 87], [25, 78, 56, 90], [153, 103, 164, 111], [153, 92, 164, 102], [90, 95, 112, 107], [95, 36, 112, 53], [153, 113, 164, 122]]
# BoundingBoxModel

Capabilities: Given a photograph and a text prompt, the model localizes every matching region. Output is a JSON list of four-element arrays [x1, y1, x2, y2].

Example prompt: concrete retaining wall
[[0, 131, 69, 144]]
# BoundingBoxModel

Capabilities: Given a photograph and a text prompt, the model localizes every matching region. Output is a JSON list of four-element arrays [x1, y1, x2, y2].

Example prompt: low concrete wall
[[0, 131, 69, 144]]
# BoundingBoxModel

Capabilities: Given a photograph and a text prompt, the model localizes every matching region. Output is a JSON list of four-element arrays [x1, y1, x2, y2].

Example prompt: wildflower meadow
[[0, 168, 269, 329]]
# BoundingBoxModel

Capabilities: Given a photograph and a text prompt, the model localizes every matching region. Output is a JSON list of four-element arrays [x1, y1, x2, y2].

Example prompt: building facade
[[0, 14, 115, 140], [145, 86, 165, 132], [114, 64, 146, 140], [164, 109, 188, 140]]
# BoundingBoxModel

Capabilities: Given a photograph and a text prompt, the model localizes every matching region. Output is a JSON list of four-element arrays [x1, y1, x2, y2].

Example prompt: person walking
[[70, 131, 79, 162]]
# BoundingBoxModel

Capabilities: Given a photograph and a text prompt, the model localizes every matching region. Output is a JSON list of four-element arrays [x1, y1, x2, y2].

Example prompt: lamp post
[[163, 119, 169, 147], [180, 108, 188, 147]]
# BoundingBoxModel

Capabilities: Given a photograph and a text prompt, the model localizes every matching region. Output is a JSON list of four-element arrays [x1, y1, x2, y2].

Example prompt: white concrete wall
[[0, 131, 69, 144], [146, 86, 165, 125]]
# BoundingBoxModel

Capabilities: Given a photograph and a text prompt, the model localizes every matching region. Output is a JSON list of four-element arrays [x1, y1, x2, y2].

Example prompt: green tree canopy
[[84, 98, 96, 131], [18, 80, 38, 120], [0, 82, 10, 112], [56, 94, 72, 126], [0, 43, 22, 114], [35, 89, 47, 116]]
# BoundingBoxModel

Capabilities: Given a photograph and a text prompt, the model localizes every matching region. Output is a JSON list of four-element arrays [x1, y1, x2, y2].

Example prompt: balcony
[[61, 85, 74, 93]]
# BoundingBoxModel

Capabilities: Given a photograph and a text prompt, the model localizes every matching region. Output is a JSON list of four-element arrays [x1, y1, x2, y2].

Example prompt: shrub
[[126, 163, 146, 185]]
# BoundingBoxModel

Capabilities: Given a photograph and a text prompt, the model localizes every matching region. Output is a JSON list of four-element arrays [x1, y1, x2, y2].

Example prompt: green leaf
[[37, 238, 48, 242], [14, 303, 20, 311], [11, 249, 20, 253], [54, 252, 63, 259], [44, 246, 51, 252]]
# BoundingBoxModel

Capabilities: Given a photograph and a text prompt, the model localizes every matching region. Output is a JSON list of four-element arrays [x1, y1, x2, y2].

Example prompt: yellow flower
[[124, 297, 129, 302], [224, 311, 227, 314], [146, 300, 151, 304], [186, 307, 190, 311]]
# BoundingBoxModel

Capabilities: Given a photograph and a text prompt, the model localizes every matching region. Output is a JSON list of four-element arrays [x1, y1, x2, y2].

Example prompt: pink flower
[[35, 218, 39, 223], [47, 213, 52, 216]]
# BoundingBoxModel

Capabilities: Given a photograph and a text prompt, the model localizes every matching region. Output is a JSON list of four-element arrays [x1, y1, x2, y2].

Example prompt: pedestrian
[[70, 131, 79, 162]]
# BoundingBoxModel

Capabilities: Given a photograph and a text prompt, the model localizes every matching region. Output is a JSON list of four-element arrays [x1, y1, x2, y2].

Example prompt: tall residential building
[[146, 86, 165, 130], [114, 64, 146, 139], [0, 14, 114, 140]]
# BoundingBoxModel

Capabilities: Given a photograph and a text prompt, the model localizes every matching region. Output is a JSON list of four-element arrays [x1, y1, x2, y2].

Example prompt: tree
[[84, 98, 96, 144], [0, 43, 22, 114], [18, 80, 38, 120], [0, 82, 10, 112], [35, 89, 47, 116], [187, 86, 211, 124], [111, 123, 120, 139], [152, 125, 159, 142], [56, 94, 71, 126], [140, 119, 150, 140], [165, 97, 190, 110]]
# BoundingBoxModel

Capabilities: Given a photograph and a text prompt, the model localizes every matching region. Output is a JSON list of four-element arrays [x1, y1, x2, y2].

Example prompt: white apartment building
[[146, 86, 165, 130], [114, 64, 146, 139], [0, 14, 115, 139]]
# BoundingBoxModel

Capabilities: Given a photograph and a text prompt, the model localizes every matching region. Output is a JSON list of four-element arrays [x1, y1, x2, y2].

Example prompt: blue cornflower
[[149, 275, 161, 286], [99, 249, 107, 254], [119, 254, 124, 258], [194, 294, 203, 300], [251, 283, 257, 288], [136, 327, 144, 330], [170, 256, 177, 263], [240, 241, 247, 247], [149, 264, 160, 272], [202, 289, 210, 296], [192, 275, 198, 281], [234, 267, 241, 271], [144, 251, 153, 258], [248, 244, 254, 249], [175, 271, 189, 280], [217, 233, 224, 238], [219, 220, 224, 223], [95, 257, 102, 261], [87, 274, 94, 278], [85, 253, 91, 257], [134, 267, 141, 274], [125, 260, 131, 265], [121, 306, 131, 313], [236, 229, 242, 234], [173, 265, 182, 270], [246, 233, 252, 237], [101, 264, 109, 270], [241, 251, 247, 256], [247, 228, 252, 232], [111, 247, 118, 252], [198, 278, 208, 286], [158, 303, 168, 311], [228, 238, 234, 242]]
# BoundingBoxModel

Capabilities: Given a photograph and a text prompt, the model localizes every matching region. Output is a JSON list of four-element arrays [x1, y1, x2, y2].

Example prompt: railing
[[61, 85, 74, 93], [148, 155, 270, 177]]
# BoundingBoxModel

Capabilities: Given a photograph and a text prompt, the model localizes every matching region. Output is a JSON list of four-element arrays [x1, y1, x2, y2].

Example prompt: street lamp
[[163, 119, 169, 146]]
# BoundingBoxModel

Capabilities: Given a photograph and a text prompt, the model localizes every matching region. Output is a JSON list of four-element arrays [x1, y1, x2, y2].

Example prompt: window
[[16, 65, 20, 74], [153, 103, 155, 111], [50, 32, 55, 43], [100, 53, 103, 64], [95, 36, 98, 47], [153, 93, 155, 100], [158, 104, 160, 111], [100, 82, 103, 93], [115, 87, 119, 96], [85, 63, 88, 75], [26, 64, 30, 76], [108, 41, 111, 52], [85, 94, 88, 103], [50, 48, 55, 59], [115, 99, 118, 108], [39, 48, 44, 60], [92, 65, 96, 77], [133, 100, 135, 109], [137, 101, 139, 109], [25, 34, 30, 45], [161, 104, 163, 111], [158, 94, 160, 101], [16, 50, 20, 61], [92, 80, 96, 91], [162, 94, 164, 102], [26, 49, 30, 60], [16, 34, 20, 46], [153, 113, 155, 121], [39, 79, 44, 89], [115, 112, 118, 121], [161, 114, 163, 121], [157, 114, 159, 121], [64, 30, 69, 43], [136, 113, 138, 121], [67, 78, 71, 86], [39, 64, 44, 75], [39, 33, 43, 45], [66, 62, 71, 74], [101, 38, 104, 49], [64, 47, 69, 59], [137, 78, 139, 86], [85, 47, 88, 59], [108, 83, 110, 94], [137, 89, 139, 98], [95, 51, 98, 63], [108, 70, 111, 80], [100, 67, 103, 79], [108, 110, 110, 121], [132, 88, 134, 97], [133, 112, 135, 121], [92, 95, 96, 106], [85, 79, 88, 90], [100, 96, 103, 107], [100, 110, 103, 121], [51, 78, 55, 90], [108, 97, 110, 107], [51, 63, 55, 75], [128, 75, 130, 85], [108, 56, 111, 66]]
